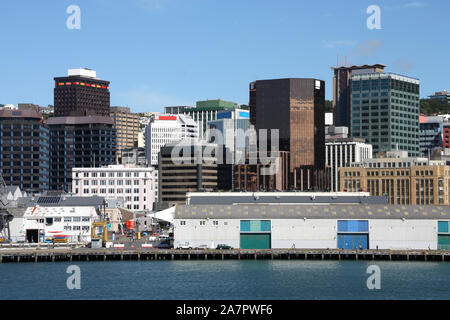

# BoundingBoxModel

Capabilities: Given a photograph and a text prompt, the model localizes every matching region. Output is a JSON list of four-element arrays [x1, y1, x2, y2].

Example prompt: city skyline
[[1, 0, 449, 112]]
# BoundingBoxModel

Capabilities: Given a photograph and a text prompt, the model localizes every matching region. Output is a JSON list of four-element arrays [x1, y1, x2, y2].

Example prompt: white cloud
[[392, 58, 415, 74], [401, 1, 427, 8], [351, 39, 384, 57], [323, 40, 356, 49]]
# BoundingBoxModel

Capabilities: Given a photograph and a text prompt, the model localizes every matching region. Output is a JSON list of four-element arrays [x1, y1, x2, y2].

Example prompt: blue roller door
[[338, 234, 368, 249]]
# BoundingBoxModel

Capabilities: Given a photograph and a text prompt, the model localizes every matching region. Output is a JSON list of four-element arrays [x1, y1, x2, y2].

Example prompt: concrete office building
[[340, 150, 450, 205], [121, 147, 147, 166], [249, 78, 329, 191], [174, 203, 450, 250], [350, 70, 420, 156], [326, 137, 373, 192], [0, 106, 50, 194], [145, 114, 199, 166], [110, 106, 140, 159], [158, 142, 232, 207], [419, 115, 443, 157], [71, 165, 155, 212]]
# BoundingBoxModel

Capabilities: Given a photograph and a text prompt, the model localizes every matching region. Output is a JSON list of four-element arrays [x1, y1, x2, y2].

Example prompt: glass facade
[[0, 115, 50, 194], [350, 73, 420, 156]]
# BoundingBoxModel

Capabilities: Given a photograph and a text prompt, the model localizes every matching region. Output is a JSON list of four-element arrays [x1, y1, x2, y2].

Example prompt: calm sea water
[[0, 260, 449, 300]]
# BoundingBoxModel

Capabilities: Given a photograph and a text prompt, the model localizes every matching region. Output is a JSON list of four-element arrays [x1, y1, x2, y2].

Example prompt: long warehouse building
[[174, 204, 450, 250]]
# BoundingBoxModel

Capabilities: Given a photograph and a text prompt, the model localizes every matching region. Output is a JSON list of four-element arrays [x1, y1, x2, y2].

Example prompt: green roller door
[[438, 235, 450, 250], [240, 234, 271, 249]]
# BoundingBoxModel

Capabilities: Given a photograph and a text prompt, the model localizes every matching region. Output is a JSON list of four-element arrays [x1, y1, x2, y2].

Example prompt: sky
[[0, 0, 449, 113]]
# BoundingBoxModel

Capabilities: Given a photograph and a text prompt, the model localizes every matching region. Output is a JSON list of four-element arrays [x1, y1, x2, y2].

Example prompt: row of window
[[76, 172, 142, 178]]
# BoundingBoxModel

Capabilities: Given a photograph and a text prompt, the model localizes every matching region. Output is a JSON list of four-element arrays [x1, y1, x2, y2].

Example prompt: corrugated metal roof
[[175, 204, 450, 220]]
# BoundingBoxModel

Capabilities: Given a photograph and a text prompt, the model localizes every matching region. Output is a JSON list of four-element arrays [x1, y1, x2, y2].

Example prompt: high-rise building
[[339, 150, 450, 205], [332, 64, 386, 131], [419, 115, 443, 157], [54, 68, 110, 117], [0, 107, 50, 194], [145, 114, 199, 166], [121, 147, 147, 166], [158, 142, 232, 207], [165, 100, 239, 140], [350, 71, 420, 156], [207, 108, 250, 164], [110, 106, 140, 159], [326, 136, 372, 192], [46, 116, 117, 191], [249, 78, 328, 190]]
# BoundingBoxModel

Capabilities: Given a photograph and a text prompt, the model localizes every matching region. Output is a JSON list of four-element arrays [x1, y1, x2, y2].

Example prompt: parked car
[[216, 244, 233, 250], [148, 236, 157, 241], [195, 244, 208, 250], [157, 242, 173, 249], [176, 242, 192, 250]]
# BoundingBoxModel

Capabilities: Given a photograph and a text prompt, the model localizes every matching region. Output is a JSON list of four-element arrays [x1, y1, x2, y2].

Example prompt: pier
[[0, 248, 449, 263]]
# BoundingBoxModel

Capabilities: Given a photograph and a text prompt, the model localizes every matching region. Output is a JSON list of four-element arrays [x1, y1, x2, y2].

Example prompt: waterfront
[[0, 260, 449, 300]]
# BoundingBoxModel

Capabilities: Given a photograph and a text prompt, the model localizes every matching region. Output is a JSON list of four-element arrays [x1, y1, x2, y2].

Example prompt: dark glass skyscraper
[[54, 68, 110, 117], [249, 78, 329, 190], [47, 116, 116, 191], [0, 106, 50, 194]]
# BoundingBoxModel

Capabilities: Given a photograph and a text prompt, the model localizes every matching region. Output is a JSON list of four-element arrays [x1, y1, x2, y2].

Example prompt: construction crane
[[0, 174, 14, 242]]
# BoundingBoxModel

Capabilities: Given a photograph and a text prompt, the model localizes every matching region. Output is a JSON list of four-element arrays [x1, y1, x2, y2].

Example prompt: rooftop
[[176, 204, 450, 220], [45, 115, 114, 125], [186, 192, 388, 205]]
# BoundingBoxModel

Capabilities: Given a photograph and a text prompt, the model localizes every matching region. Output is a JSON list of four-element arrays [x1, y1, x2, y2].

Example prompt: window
[[82, 217, 90, 222], [200, 221, 205, 226], [73, 217, 81, 222], [64, 217, 72, 222], [180, 221, 186, 226], [213, 221, 218, 226]]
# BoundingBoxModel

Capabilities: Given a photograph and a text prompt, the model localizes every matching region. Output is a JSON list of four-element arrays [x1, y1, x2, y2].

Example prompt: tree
[[420, 99, 450, 115]]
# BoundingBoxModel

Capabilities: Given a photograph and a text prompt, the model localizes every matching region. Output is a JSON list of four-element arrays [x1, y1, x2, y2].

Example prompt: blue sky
[[0, 0, 449, 113]]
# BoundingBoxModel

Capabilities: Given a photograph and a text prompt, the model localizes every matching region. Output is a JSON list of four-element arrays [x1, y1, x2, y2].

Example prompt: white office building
[[326, 137, 373, 191], [71, 165, 156, 212], [145, 114, 199, 166]]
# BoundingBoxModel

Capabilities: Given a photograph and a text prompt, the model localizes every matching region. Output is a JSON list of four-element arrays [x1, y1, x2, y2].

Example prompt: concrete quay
[[1, 248, 450, 263]]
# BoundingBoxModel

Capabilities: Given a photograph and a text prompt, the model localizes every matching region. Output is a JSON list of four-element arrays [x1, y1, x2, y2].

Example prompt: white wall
[[369, 219, 437, 250], [174, 218, 239, 248], [174, 218, 440, 250], [271, 219, 337, 249]]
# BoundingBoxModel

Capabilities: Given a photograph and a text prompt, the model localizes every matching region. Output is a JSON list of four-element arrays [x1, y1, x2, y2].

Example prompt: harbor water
[[0, 260, 449, 300]]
